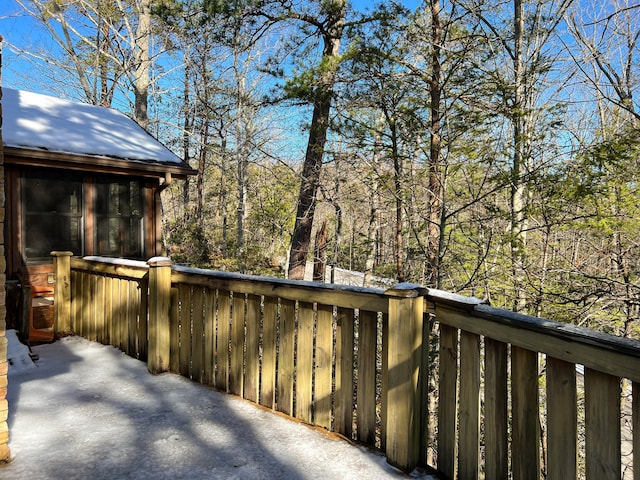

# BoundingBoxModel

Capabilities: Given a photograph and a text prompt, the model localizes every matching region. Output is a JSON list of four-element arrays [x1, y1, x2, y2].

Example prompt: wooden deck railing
[[52, 253, 640, 479]]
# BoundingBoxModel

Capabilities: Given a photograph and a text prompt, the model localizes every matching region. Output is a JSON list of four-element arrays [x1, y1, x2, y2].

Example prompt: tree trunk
[[134, 0, 151, 130], [195, 125, 208, 224], [427, 0, 444, 290], [181, 50, 191, 216], [220, 136, 229, 256], [286, 1, 346, 280], [390, 120, 405, 283], [313, 218, 328, 282], [236, 68, 248, 267], [195, 37, 211, 226], [96, 11, 111, 107], [511, 0, 528, 313], [363, 179, 379, 288], [288, 97, 335, 279]]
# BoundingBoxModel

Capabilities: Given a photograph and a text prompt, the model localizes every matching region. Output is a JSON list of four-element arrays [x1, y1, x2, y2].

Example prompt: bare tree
[[460, 0, 572, 312], [566, 0, 640, 125], [14, 0, 159, 128], [561, 0, 640, 335]]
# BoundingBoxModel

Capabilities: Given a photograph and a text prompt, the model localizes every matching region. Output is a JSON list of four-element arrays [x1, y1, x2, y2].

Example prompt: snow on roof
[[1, 88, 182, 164]]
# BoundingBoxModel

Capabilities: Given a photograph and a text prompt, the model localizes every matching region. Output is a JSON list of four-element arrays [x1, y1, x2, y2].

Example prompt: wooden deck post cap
[[384, 282, 428, 298], [147, 256, 172, 267], [50, 251, 74, 257]]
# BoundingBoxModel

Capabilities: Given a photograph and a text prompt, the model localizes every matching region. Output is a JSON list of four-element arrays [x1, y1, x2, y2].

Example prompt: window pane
[[23, 173, 83, 261], [95, 179, 143, 258]]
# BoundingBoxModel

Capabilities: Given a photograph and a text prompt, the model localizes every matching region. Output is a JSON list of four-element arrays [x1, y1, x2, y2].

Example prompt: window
[[23, 173, 83, 261], [21, 171, 146, 264], [95, 179, 143, 258]]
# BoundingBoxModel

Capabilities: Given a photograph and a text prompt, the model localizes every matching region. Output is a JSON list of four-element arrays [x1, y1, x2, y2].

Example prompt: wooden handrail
[[171, 265, 389, 313], [430, 294, 640, 383], [70, 256, 149, 279]]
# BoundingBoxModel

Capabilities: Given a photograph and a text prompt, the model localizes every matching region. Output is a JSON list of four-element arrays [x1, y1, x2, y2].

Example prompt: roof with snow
[[1, 88, 193, 177]]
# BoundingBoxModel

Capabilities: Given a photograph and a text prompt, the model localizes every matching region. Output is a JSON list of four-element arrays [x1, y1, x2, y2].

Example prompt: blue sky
[[0, 0, 424, 161], [2, 0, 65, 95], [1, 0, 423, 99]]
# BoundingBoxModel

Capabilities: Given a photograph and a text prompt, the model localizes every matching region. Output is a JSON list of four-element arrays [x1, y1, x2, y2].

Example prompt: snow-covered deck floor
[[2, 336, 435, 479]]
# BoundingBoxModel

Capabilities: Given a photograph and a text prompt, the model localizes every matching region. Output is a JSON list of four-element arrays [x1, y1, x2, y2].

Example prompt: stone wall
[[0, 34, 10, 463]]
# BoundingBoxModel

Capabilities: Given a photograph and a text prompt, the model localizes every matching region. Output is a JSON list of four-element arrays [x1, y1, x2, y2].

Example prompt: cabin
[[2, 88, 194, 341]]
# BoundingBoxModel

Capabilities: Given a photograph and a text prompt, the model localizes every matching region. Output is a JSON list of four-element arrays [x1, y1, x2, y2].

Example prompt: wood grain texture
[[278, 299, 295, 416], [484, 338, 508, 480], [314, 303, 333, 430], [178, 284, 192, 378], [546, 356, 577, 480], [357, 310, 377, 445], [260, 296, 277, 409], [244, 294, 260, 403], [511, 346, 540, 480], [458, 331, 480, 480], [334, 307, 354, 438], [438, 324, 458, 480], [191, 286, 205, 383], [203, 288, 216, 386], [215, 292, 231, 392], [230, 293, 245, 397], [296, 302, 314, 423], [585, 368, 620, 480]]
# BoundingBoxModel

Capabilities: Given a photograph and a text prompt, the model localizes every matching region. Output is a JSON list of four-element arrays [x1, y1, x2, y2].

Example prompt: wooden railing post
[[52, 251, 73, 335], [147, 257, 172, 374], [384, 283, 427, 472]]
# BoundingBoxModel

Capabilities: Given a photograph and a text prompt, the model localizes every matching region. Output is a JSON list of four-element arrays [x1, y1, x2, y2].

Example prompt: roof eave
[[4, 146, 197, 179]]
